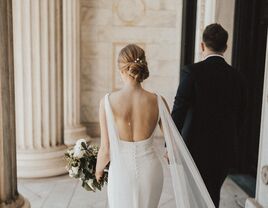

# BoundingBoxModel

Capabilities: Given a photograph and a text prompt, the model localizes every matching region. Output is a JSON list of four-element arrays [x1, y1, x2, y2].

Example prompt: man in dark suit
[[171, 23, 247, 207]]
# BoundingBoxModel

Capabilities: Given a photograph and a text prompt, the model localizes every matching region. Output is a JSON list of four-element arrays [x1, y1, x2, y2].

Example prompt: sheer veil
[[156, 94, 215, 208]]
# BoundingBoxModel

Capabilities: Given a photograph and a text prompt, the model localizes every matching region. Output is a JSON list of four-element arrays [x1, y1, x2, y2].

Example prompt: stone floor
[[18, 174, 249, 208]]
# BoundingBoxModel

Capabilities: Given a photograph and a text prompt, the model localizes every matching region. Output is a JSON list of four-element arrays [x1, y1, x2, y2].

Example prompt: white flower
[[73, 139, 87, 158], [69, 166, 79, 178], [75, 139, 87, 149], [86, 179, 95, 191], [73, 149, 86, 158]]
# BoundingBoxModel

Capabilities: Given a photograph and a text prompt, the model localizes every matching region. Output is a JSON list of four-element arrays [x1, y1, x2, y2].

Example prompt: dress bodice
[[119, 136, 155, 157]]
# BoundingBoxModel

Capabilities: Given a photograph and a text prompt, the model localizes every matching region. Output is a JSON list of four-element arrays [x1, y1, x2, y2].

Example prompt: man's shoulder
[[224, 64, 244, 78], [182, 61, 205, 73]]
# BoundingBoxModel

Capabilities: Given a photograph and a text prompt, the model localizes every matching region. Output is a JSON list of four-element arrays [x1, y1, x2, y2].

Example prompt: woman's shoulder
[[101, 90, 125, 109], [101, 90, 120, 101], [156, 94, 170, 112], [143, 90, 157, 99], [105, 90, 121, 102], [144, 91, 166, 103], [103, 89, 167, 106]]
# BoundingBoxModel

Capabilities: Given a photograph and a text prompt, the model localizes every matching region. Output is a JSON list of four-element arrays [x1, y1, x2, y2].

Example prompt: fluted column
[[63, 0, 91, 146], [13, 0, 67, 178], [245, 30, 268, 208], [0, 0, 30, 207]]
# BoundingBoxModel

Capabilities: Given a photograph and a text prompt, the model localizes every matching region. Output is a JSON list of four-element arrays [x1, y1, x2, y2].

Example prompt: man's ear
[[201, 42, 205, 52], [222, 44, 227, 53]]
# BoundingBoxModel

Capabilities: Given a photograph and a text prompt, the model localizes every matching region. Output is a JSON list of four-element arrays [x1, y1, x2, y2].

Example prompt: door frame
[[232, 0, 268, 176], [180, 0, 197, 67]]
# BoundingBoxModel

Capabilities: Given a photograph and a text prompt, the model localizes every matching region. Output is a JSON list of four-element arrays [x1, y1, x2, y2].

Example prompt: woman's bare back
[[108, 89, 159, 142]]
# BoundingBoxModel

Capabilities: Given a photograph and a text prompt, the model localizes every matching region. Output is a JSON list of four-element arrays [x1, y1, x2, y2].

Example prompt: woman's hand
[[95, 170, 104, 182]]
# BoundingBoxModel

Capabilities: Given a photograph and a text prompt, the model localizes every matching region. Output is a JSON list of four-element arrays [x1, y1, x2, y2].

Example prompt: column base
[[21, 195, 30, 208], [64, 125, 91, 146], [245, 198, 264, 208], [0, 194, 30, 208], [17, 145, 67, 178]]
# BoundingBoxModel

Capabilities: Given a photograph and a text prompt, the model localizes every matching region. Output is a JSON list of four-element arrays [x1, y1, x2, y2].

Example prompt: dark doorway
[[180, 0, 197, 67], [231, 0, 268, 195]]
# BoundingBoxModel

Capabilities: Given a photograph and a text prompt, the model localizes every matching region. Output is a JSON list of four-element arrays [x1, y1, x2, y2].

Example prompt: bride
[[95, 44, 215, 208]]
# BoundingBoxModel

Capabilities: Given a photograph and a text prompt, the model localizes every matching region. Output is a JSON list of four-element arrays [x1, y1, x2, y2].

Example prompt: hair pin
[[134, 58, 143, 63]]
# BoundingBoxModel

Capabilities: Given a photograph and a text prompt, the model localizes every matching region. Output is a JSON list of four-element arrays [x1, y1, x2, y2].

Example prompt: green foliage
[[64, 141, 109, 192]]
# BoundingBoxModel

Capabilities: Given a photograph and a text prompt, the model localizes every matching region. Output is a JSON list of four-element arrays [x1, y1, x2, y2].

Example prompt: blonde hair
[[118, 44, 149, 83]]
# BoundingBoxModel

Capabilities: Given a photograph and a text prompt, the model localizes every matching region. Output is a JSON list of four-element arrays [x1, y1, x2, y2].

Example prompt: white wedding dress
[[104, 93, 215, 208]]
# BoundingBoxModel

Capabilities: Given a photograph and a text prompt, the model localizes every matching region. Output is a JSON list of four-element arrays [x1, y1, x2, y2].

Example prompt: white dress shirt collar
[[204, 54, 225, 60]]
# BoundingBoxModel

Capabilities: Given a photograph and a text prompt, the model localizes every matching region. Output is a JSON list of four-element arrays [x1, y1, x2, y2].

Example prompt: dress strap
[[103, 93, 121, 160], [155, 93, 161, 123], [104, 93, 110, 115], [104, 93, 121, 141]]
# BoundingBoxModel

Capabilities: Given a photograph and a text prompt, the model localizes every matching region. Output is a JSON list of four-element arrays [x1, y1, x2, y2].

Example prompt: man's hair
[[202, 23, 228, 52]]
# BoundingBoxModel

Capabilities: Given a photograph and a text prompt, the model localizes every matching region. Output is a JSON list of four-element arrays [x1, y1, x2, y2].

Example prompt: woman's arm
[[95, 98, 110, 181]]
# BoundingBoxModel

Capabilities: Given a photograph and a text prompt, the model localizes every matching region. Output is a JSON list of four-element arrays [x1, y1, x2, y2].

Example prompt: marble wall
[[80, 0, 183, 137]]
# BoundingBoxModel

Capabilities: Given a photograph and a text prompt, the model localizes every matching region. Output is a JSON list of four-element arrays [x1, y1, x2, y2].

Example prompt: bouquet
[[64, 139, 108, 192]]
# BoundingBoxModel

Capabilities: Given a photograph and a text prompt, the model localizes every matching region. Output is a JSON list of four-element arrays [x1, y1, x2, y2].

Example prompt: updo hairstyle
[[118, 44, 149, 83]]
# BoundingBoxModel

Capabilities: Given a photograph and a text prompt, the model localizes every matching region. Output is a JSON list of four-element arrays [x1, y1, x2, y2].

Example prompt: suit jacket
[[172, 56, 247, 176]]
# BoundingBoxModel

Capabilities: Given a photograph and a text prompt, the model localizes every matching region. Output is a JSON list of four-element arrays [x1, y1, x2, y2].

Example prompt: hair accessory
[[134, 58, 143, 63]]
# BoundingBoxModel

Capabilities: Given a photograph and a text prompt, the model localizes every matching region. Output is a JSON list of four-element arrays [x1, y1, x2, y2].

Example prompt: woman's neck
[[122, 81, 142, 92]]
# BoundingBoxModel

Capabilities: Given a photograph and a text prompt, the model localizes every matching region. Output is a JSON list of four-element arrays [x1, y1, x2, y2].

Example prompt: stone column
[[0, 0, 30, 207], [63, 0, 91, 146], [245, 29, 268, 208], [13, 0, 67, 178]]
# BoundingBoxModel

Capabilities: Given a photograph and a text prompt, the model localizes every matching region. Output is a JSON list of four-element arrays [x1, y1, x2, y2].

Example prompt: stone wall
[[80, 0, 183, 137]]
